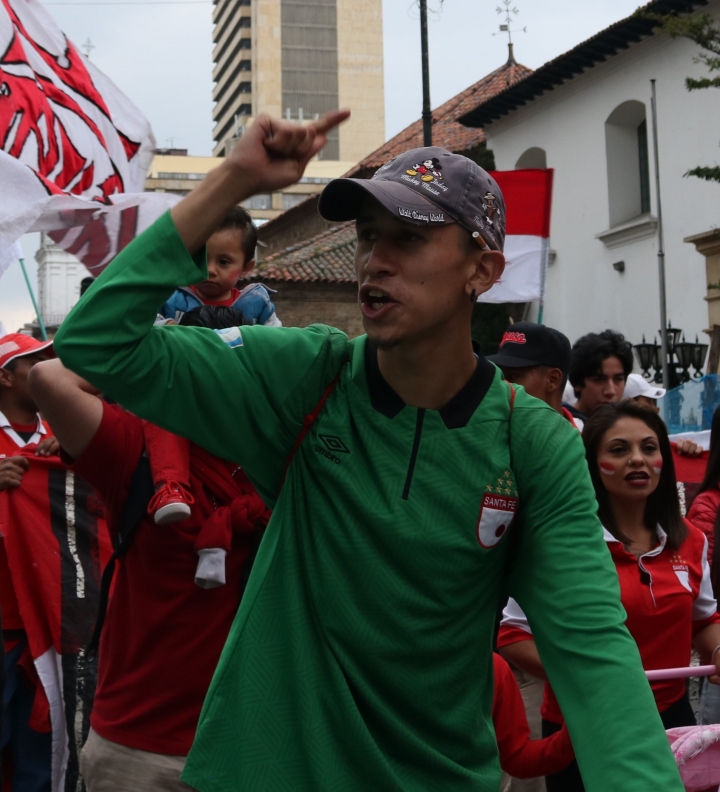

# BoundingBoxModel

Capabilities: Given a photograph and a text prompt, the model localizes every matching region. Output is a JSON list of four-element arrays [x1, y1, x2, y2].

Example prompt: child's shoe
[[148, 481, 194, 525]]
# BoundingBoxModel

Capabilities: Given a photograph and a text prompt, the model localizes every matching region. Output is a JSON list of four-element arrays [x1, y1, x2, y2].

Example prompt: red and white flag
[[477, 169, 554, 304], [0, 0, 179, 276]]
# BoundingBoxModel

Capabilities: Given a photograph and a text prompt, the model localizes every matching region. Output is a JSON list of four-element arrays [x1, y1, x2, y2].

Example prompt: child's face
[[196, 228, 255, 301]]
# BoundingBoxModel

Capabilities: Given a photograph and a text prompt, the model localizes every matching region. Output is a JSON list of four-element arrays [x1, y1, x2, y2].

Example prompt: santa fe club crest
[[477, 470, 518, 548]]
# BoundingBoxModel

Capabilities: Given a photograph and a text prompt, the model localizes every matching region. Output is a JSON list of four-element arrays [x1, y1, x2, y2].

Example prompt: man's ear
[[0, 367, 13, 389], [467, 250, 505, 301], [546, 368, 564, 395], [243, 258, 256, 275]]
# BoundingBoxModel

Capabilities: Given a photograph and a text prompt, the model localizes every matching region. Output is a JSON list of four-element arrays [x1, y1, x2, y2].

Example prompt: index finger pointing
[[312, 109, 351, 136]]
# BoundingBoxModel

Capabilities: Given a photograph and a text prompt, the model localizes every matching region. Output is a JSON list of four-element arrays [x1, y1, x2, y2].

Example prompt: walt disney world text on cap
[[318, 146, 506, 251]]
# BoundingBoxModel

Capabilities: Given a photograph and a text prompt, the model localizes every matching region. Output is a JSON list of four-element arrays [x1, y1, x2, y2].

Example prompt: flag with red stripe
[[477, 169, 554, 304], [0, 0, 179, 276], [0, 452, 112, 792]]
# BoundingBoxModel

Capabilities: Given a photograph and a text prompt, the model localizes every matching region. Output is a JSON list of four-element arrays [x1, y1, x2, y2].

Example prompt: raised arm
[[52, 112, 350, 502], [171, 111, 349, 254], [28, 359, 103, 460], [508, 399, 683, 792]]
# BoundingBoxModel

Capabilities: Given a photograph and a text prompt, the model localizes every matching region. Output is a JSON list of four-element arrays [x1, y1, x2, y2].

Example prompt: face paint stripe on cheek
[[652, 459, 663, 475], [599, 462, 616, 476]]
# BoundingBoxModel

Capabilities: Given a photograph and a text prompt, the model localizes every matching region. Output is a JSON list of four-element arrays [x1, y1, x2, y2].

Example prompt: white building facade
[[463, 0, 720, 350], [36, 234, 86, 327]]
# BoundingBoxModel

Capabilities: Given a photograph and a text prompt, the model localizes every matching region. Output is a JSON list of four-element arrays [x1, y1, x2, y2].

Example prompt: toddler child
[[156, 205, 280, 327], [148, 207, 278, 532]]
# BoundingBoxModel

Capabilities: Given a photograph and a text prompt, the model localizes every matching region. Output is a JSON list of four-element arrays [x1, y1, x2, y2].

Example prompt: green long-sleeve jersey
[[54, 212, 683, 792]]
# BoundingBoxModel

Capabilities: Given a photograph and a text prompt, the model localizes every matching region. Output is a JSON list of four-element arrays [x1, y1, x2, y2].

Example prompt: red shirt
[[688, 487, 720, 564], [71, 402, 264, 755], [498, 521, 720, 723], [189, 285, 241, 307], [0, 412, 50, 631], [492, 653, 574, 778]]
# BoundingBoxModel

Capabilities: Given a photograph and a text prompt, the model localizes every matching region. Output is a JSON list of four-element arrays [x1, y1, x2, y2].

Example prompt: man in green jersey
[[51, 113, 683, 791]]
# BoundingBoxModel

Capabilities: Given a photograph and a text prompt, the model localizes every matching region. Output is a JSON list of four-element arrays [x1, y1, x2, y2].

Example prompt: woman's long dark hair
[[582, 401, 687, 550]]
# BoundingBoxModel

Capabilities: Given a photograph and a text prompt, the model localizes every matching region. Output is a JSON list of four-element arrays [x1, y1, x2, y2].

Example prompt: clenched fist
[[0, 456, 29, 490]]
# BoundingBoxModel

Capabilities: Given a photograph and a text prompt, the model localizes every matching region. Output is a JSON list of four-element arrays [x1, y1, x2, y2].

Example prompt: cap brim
[[640, 387, 666, 399], [319, 178, 457, 228], [3, 340, 54, 368], [487, 353, 547, 369]]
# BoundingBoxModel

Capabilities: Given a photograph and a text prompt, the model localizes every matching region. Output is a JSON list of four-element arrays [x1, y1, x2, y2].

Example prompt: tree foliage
[[650, 12, 720, 183]]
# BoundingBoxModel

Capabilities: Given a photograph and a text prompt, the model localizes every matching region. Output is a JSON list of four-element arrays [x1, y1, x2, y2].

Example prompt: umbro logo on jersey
[[319, 435, 350, 454], [315, 435, 350, 465]]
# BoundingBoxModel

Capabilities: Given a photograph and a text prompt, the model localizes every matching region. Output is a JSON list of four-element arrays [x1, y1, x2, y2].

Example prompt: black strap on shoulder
[[87, 452, 154, 654]]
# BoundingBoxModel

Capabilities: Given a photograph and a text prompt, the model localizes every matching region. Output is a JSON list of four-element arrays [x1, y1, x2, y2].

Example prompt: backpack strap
[[506, 380, 516, 414], [277, 373, 341, 499], [87, 452, 154, 654]]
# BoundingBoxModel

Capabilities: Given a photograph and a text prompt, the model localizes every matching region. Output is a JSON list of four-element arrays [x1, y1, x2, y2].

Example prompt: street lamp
[[634, 336, 658, 379], [633, 324, 709, 388], [419, 0, 432, 146]]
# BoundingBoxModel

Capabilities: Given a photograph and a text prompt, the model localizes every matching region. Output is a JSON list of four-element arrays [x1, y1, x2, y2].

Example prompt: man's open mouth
[[364, 290, 395, 311]]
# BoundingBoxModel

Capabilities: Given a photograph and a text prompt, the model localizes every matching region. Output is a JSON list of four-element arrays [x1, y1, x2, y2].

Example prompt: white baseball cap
[[624, 373, 666, 401]]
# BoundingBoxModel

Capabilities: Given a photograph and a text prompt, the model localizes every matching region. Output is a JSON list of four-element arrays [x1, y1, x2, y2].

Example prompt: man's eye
[[358, 229, 376, 242]]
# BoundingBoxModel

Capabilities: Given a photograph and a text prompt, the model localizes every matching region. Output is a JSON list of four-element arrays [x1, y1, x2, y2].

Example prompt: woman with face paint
[[498, 401, 720, 792]]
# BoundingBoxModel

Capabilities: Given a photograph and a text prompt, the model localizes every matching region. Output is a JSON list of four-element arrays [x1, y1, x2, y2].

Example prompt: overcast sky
[[1, 0, 643, 332]]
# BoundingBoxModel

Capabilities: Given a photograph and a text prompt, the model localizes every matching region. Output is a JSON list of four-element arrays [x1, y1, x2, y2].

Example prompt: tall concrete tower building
[[211, 0, 385, 163]]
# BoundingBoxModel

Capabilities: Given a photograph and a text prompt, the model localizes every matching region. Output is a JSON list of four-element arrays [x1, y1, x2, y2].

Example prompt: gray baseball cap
[[318, 146, 506, 251]]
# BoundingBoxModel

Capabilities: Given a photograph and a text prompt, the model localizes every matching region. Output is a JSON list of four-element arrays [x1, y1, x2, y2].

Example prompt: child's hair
[[179, 306, 249, 329], [218, 206, 257, 264], [582, 400, 687, 550]]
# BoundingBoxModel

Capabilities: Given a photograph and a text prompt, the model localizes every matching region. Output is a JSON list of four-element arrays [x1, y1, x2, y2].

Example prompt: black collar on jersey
[[364, 341, 496, 429]]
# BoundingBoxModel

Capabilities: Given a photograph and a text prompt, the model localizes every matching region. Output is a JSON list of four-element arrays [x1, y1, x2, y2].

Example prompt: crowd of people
[[2, 110, 719, 792]]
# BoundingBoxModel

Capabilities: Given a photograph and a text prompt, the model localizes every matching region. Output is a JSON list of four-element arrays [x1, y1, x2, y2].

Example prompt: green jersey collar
[[364, 341, 496, 428]]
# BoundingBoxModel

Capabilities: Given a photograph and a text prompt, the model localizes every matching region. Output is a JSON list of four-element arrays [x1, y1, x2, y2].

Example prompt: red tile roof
[[249, 221, 357, 284], [346, 58, 532, 176], [253, 57, 533, 281]]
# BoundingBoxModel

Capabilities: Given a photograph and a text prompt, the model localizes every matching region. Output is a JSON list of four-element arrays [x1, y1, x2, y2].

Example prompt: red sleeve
[[496, 624, 534, 649], [493, 654, 575, 778], [687, 490, 719, 565], [68, 402, 145, 539]]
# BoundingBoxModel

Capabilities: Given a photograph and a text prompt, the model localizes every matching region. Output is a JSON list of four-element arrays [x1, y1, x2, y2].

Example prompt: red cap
[[0, 333, 53, 369]]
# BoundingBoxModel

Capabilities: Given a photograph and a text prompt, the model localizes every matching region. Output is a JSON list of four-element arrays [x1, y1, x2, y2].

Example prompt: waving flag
[[0, 453, 112, 792], [0, 0, 179, 276], [478, 169, 554, 304]]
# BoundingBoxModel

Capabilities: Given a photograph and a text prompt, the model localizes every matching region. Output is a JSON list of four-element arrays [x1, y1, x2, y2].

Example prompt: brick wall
[[268, 280, 363, 338]]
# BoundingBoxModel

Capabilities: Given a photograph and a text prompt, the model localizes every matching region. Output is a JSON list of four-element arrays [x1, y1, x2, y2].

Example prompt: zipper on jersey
[[402, 409, 426, 500]]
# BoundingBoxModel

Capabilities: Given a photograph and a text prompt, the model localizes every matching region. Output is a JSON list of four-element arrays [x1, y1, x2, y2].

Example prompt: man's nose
[[363, 239, 395, 277]]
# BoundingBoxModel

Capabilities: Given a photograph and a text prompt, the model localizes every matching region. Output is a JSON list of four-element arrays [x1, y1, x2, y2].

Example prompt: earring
[[470, 289, 477, 303]]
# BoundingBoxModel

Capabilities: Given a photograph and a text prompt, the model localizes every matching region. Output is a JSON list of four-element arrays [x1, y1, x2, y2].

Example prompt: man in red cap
[[0, 333, 57, 791]]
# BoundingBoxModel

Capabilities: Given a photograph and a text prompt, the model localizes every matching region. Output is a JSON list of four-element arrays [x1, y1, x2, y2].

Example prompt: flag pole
[[650, 79, 669, 391], [18, 256, 48, 341]]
